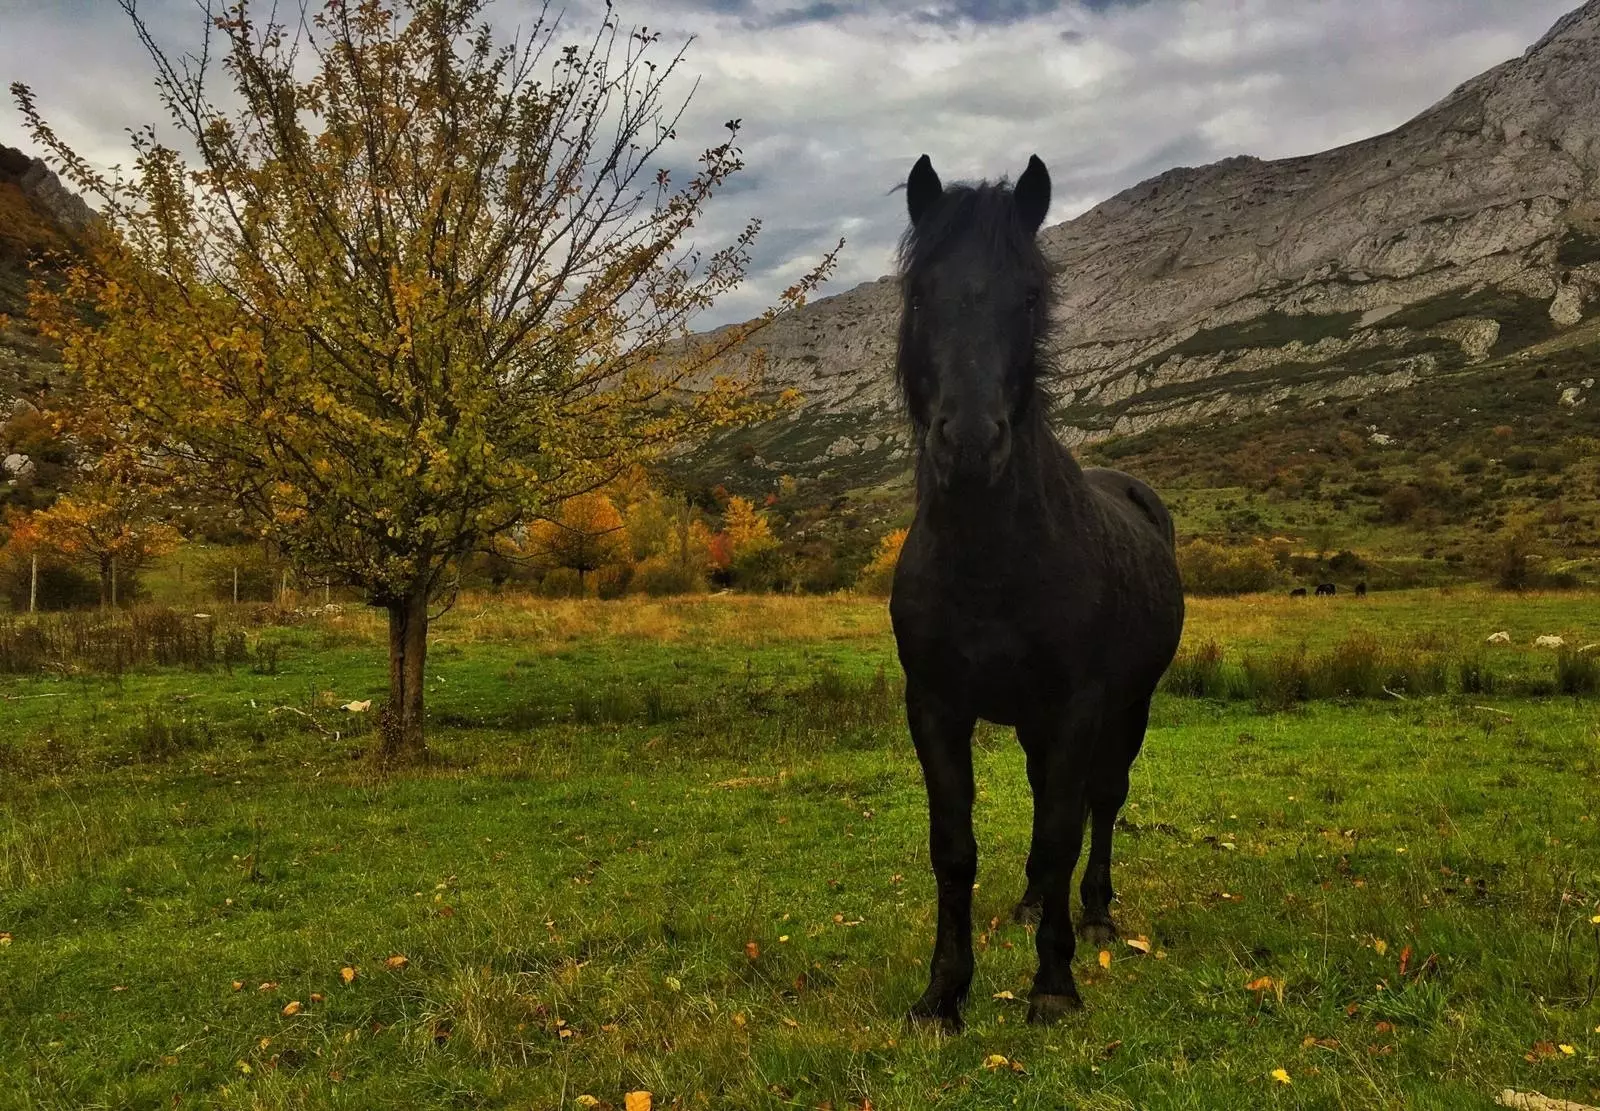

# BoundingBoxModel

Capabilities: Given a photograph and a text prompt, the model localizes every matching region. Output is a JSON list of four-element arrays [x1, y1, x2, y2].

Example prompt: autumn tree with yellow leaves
[[14, 0, 838, 759], [526, 492, 629, 588]]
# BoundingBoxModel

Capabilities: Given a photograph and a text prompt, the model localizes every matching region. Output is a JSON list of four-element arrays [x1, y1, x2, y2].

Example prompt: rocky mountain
[[692, 0, 1600, 486], [0, 144, 91, 398]]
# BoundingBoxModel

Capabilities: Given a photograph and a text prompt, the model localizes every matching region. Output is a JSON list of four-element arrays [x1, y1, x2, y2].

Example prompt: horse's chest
[[892, 599, 1058, 723]]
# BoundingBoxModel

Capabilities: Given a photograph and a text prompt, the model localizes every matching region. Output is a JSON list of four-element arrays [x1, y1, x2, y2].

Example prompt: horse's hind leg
[[1011, 744, 1048, 925], [1078, 700, 1149, 945]]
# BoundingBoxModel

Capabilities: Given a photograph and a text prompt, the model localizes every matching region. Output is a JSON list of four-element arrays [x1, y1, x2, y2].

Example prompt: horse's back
[[1082, 467, 1175, 551]]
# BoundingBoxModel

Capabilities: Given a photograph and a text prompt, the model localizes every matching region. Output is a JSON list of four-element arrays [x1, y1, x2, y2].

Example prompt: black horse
[[889, 154, 1184, 1029]]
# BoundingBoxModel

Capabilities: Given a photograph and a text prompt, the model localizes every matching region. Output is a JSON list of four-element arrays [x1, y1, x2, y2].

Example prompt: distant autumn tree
[[14, 0, 839, 759], [30, 439, 179, 606], [856, 526, 906, 596], [720, 495, 776, 560], [527, 492, 629, 587]]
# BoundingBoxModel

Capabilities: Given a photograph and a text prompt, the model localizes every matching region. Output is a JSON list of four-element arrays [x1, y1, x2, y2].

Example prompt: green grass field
[[3, 591, 1600, 1109]]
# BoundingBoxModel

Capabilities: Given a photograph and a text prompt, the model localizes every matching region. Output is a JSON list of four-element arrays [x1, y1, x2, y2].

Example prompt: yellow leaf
[[992, 990, 1016, 1000], [1373, 939, 1388, 956], [310, 993, 324, 1003], [282, 1000, 302, 1016], [0, 932, 11, 946], [1098, 950, 1112, 970], [1245, 976, 1275, 993], [625, 1092, 653, 1111], [576, 1099, 601, 1109], [231, 980, 243, 992], [340, 966, 356, 984], [1126, 936, 1151, 954], [1590, 914, 1600, 924], [384, 954, 409, 970], [1271, 1068, 1291, 1084], [983, 1054, 1010, 1070], [1559, 1044, 1576, 1055]]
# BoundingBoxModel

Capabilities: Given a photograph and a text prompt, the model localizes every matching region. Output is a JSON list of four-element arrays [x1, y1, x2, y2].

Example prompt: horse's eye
[[909, 295, 922, 313], [1024, 291, 1040, 311]]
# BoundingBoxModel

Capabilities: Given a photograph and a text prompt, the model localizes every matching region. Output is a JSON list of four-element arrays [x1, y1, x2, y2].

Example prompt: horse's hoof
[[1011, 900, 1042, 926], [1077, 916, 1117, 945], [1026, 990, 1082, 1024], [906, 1004, 963, 1035]]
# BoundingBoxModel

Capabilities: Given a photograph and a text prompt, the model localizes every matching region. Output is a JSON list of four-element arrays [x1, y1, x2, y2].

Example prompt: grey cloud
[[1, 0, 1585, 330]]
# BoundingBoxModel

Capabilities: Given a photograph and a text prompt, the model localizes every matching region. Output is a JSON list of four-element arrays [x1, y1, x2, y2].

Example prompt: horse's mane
[[894, 181, 1057, 433]]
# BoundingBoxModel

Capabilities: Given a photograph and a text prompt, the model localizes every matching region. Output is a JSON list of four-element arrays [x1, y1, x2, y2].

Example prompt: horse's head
[[896, 153, 1052, 490]]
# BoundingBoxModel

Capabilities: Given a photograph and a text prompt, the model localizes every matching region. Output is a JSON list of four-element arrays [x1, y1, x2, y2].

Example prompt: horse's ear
[[906, 154, 942, 226], [1015, 154, 1051, 234]]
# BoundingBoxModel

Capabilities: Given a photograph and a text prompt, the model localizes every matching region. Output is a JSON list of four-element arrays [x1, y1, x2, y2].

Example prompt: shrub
[[1380, 484, 1423, 523], [539, 567, 585, 598], [199, 546, 278, 603], [1458, 655, 1496, 695], [1556, 649, 1599, 695], [1163, 640, 1229, 698], [856, 529, 908, 596], [629, 556, 706, 597], [731, 543, 790, 593], [593, 562, 634, 600], [1177, 539, 1279, 596], [1494, 529, 1535, 590], [0, 557, 99, 611]]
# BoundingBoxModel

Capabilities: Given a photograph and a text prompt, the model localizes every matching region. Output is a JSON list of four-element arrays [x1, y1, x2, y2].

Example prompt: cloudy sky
[[0, 0, 1582, 325]]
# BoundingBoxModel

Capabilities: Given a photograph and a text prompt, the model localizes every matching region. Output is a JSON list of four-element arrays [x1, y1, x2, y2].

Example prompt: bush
[[1494, 529, 1535, 590], [199, 547, 278, 603], [856, 528, 908, 597], [0, 557, 99, 611], [1163, 640, 1229, 698], [731, 543, 790, 593], [629, 557, 706, 597], [539, 567, 585, 598], [1176, 539, 1279, 595], [1380, 484, 1423, 523], [1555, 649, 1599, 695], [593, 562, 634, 600]]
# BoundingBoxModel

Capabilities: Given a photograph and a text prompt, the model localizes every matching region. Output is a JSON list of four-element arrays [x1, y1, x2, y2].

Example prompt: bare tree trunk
[[99, 556, 112, 609], [382, 587, 430, 762]]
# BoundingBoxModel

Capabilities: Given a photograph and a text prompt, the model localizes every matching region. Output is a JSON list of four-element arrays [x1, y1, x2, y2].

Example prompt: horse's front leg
[[905, 680, 978, 1033], [1020, 696, 1100, 1024]]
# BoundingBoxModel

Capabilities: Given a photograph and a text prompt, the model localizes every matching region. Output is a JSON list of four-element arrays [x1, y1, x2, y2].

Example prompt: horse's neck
[[916, 412, 1092, 541]]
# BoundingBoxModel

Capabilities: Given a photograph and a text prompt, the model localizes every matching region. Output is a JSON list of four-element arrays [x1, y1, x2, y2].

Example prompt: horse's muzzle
[[928, 415, 1011, 488]]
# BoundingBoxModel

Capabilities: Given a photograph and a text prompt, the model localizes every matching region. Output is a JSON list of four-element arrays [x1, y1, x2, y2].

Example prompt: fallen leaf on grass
[[384, 955, 409, 971], [624, 1091, 652, 1111], [1302, 1036, 1340, 1050], [745, 941, 761, 960], [1245, 976, 1275, 994], [282, 1001, 302, 1016], [231, 981, 244, 992], [1559, 1045, 1576, 1056], [992, 990, 1016, 1001], [258, 981, 279, 992], [1398, 946, 1413, 975], [983, 1054, 1010, 1070], [340, 966, 356, 984], [1271, 1068, 1291, 1085], [1374, 1021, 1395, 1035], [0, 932, 11, 946], [782, 1017, 799, 1028], [1373, 939, 1388, 956], [310, 993, 324, 1003], [1098, 950, 1112, 970], [1125, 936, 1151, 954], [1526, 1042, 1560, 1063], [575, 1099, 601, 1110]]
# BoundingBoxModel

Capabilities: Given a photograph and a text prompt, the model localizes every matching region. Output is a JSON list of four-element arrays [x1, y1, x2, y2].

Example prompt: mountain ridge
[[691, 0, 1600, 482]]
